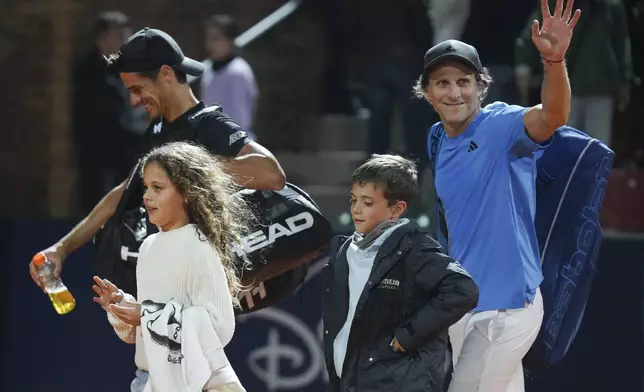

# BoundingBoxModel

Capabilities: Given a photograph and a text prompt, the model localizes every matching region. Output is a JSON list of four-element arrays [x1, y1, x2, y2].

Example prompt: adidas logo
[[468, 141, 478, 152]]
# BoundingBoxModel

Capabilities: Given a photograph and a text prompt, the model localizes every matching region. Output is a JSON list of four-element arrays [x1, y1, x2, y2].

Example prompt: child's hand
[[110, 300, 142, 326], [391, 337, 406, 353], [92, 276, 123, 309]]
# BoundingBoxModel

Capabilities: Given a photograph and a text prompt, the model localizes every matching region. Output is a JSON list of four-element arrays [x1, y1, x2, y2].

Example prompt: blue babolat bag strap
[[428, 123, 449, 250]]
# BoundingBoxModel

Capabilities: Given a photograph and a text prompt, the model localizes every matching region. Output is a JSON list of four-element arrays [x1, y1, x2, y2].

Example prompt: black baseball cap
[[423, 40, 483, 74], [106, 27, 204, 76]]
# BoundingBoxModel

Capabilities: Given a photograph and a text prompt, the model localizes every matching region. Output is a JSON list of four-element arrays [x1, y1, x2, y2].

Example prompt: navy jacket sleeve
[[395, 249, 479, 351]]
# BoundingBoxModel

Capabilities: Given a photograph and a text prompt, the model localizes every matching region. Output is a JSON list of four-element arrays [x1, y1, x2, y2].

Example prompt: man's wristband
[[541, 57, 565, 66]]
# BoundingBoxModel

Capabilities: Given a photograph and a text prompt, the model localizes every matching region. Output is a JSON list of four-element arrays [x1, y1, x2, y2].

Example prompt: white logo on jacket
[[377, 278, 400, 290], [229, 130, 246, 145]]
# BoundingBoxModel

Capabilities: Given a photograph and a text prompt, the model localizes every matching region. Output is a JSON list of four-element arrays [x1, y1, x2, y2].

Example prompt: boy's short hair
[[352, 154, 419, 205]]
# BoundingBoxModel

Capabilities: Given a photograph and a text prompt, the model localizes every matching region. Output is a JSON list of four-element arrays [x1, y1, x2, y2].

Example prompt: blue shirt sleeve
[[488, 102, 549, 157]]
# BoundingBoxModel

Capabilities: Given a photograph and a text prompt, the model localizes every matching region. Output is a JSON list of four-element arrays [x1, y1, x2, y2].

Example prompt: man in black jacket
[[322, 154, 478, 391]]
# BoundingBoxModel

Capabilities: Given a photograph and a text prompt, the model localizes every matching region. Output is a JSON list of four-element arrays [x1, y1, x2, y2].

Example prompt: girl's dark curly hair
[[141, 141, 252, 307]]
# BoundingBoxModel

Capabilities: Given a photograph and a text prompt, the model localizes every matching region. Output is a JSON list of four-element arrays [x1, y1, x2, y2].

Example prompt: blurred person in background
[[321, 0, 355, 115], [425, 0, 532, 225], [515, 0, 633, 146], [191, 14, 258, 140], [350, 0, 437, 174], [460, 0, 537, 104], [73, 11, 148, 214], [621, 0, 644, 167]]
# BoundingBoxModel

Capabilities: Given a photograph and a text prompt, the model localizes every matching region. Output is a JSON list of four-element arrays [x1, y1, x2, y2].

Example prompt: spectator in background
[[350, 0, 436, 172], [192, 15, 258, 140], [321, 0, 355, 115], [460, 0, 536, 104], [515, 0, 633, 146], [73, 11, 147, 214]]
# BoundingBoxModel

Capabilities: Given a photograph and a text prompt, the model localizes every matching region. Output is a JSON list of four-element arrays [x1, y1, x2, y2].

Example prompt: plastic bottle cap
[[32, 253, 46, 266]]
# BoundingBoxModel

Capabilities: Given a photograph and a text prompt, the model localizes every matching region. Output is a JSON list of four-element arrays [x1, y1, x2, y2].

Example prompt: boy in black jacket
[[322, 154, 478, 392]]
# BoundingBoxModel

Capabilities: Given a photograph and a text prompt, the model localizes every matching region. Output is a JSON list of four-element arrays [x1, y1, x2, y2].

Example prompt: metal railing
[[235, 0, 304, 48], [187, 0, 304, 84]]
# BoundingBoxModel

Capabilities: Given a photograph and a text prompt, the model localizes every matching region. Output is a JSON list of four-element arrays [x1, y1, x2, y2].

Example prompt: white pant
[[447, 289, 544, 392], [568, 95, 614, 147]]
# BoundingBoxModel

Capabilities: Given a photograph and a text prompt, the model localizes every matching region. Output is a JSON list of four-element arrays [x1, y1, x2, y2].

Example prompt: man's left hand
[[531, 0, 582, 61]]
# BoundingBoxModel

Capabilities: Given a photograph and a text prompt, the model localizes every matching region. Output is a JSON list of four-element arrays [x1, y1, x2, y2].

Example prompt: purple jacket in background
[[199, 57, 258, 139]]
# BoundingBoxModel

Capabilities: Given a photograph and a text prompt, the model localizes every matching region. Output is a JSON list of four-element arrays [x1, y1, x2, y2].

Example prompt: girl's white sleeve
[[105, 291, 138, 344], [186, 250, 236, 346]]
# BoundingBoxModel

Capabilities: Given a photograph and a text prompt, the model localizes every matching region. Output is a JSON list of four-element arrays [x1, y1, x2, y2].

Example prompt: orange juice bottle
[[32, 254, 76, 315]]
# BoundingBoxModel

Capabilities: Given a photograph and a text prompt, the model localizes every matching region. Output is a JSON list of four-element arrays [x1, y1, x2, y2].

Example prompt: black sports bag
[[93, 160, 332, 311]]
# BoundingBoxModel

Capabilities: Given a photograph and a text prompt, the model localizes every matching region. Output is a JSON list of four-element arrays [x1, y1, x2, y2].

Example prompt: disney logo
[[239, 308, 326, 390]]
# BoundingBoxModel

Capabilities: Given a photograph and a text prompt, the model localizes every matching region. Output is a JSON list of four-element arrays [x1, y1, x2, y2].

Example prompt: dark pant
[[364, 57, 439, 165], [321, 0, 354, 115]]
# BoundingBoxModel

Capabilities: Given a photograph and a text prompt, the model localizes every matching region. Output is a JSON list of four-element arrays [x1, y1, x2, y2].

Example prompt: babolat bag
[[524, 126, 614, 375]]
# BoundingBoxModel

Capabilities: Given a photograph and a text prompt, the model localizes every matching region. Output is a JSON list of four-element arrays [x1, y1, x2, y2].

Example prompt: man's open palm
[[531, 0, 582, 61]]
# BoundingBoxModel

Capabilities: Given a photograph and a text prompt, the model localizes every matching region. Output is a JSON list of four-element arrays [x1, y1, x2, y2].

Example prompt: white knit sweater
[[106, 224, 236, 372]]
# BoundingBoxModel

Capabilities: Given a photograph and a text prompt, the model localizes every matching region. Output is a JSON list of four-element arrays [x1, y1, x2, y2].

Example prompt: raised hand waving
[[531, 0, 582, 62]]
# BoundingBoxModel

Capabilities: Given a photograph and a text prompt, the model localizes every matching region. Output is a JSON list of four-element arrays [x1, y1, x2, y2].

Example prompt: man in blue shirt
[[414, 0, 582, 391]]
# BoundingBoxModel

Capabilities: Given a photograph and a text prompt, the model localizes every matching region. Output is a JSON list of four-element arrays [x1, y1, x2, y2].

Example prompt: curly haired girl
[[92, 141, 251, 392]]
